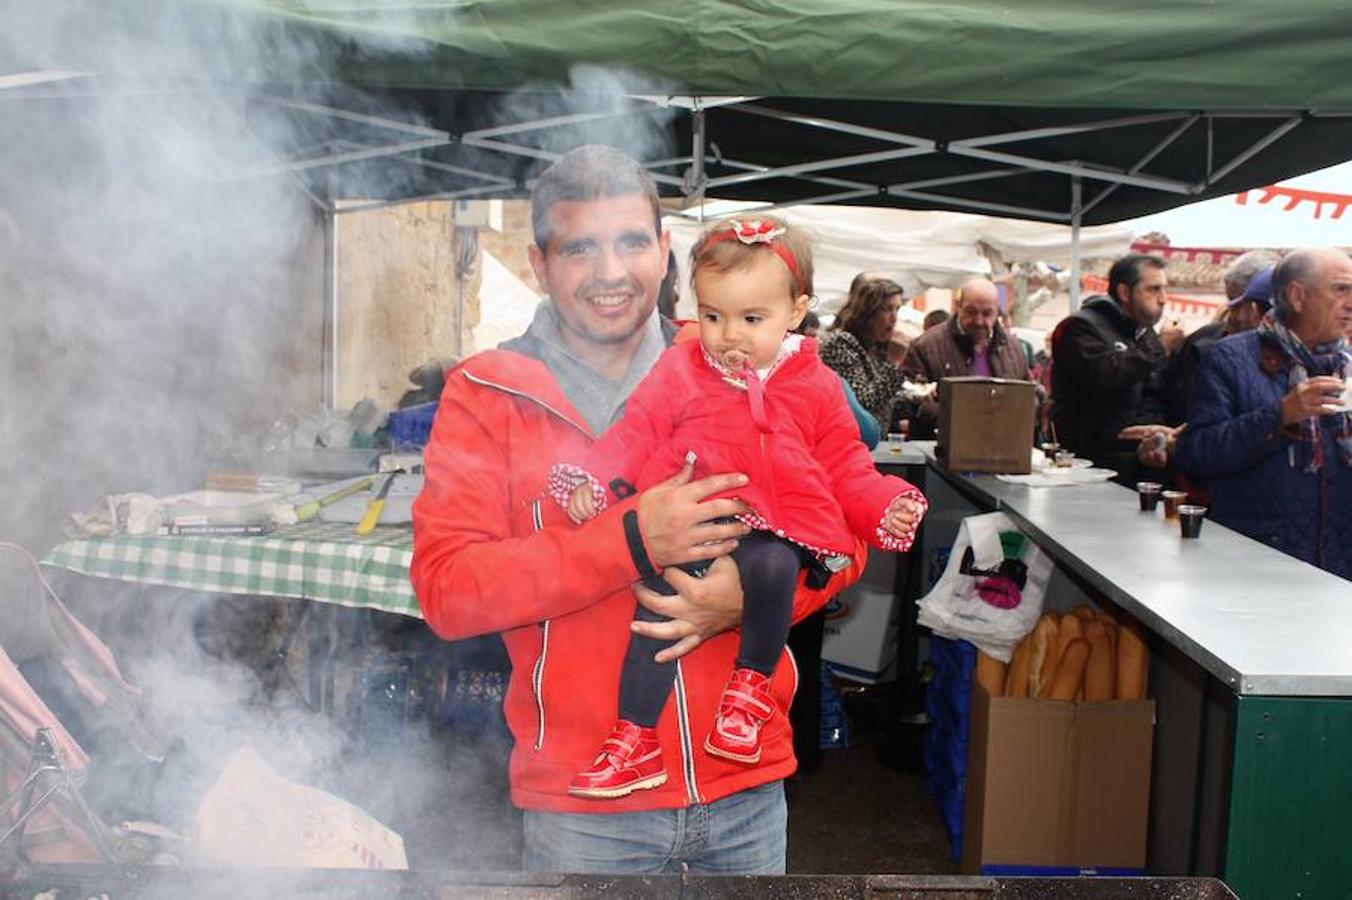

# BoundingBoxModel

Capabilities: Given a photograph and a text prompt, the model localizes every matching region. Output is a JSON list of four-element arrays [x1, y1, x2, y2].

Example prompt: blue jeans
[[522, 781, 787, 874]]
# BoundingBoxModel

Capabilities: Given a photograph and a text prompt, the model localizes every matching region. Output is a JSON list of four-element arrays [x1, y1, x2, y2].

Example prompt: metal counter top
[[913, 446, 1352, 697]]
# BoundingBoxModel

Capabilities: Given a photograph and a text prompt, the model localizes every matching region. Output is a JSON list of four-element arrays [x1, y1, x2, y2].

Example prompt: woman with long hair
[[819, 275, 909, 427]]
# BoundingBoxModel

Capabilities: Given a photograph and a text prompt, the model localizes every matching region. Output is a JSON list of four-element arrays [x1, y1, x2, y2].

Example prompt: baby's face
[[694, 253, 808, 371]]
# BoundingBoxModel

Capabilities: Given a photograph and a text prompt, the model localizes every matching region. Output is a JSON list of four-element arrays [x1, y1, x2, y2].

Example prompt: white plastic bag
[[916, 512, 1051, 661]]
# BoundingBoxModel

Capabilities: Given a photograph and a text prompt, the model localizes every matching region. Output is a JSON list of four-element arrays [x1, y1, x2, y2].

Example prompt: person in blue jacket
[[1175, 247, 1352, 580]]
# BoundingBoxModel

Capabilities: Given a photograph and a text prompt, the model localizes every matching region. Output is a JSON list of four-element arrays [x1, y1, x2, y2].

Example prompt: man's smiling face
[[529, 193, 670, 365]]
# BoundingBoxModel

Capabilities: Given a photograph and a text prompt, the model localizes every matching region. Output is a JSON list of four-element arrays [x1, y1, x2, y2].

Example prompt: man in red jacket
[[411, 145, 865, 874]]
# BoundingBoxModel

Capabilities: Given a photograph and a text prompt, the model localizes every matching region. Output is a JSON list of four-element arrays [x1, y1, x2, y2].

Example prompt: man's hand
[[1280, 376, 1346, 427], [1132, 424, 1185, 469], [1117, 423, 1175, 443], [1159, 319, 1185, 355], [637, 463, 751, 568], [632, 556, 744, 663]]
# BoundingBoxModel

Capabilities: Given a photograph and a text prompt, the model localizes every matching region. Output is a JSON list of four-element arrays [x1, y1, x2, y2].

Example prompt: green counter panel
[[1226, 696, 1352, 899]]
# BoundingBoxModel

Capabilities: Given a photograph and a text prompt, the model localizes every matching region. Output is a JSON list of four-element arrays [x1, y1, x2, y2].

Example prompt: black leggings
[[617, 532, 802, 728]]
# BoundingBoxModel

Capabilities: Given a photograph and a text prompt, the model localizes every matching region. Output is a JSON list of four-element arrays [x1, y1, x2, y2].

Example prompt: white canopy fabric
[[664, 204, 1133, 316], [472, 250, 541, 353], [1126, 160, 1352, 248], [473, 207, 1134, 343]]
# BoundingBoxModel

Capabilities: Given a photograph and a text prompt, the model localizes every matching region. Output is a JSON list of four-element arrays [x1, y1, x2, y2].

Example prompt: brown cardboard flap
[[1069, 699, 1156, 868], [959, 681, 992, 874]]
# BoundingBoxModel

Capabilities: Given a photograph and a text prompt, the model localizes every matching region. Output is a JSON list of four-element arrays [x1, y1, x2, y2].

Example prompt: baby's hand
[[567, 484, 598, 524], [884, 496, 925, 537]]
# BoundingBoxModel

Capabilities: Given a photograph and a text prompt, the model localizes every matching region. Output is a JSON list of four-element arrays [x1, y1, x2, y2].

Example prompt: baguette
[[1048, 638, 1091, 701], [1083, 625, 1115, 702], [1039, 614, 1083, 697], [1102, 620, 1119, 659], [1006, 633, 1034, 697], [1117, 621, 1149, 700], [1028, 613, 1061, 698], [976, 652, 1008, 697]]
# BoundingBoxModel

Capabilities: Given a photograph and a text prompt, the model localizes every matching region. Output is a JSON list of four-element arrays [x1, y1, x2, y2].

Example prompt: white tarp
[[472, 250, 542, 353], [1127, 160, 1352, 247], [665, 204, 1133, 316]]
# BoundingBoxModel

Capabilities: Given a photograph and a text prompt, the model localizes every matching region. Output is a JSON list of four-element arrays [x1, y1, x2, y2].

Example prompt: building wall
[[335, 201, 482, 410]]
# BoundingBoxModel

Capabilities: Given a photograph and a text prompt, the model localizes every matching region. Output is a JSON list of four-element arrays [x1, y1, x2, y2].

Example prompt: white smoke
[[1, 0, 680, 884]]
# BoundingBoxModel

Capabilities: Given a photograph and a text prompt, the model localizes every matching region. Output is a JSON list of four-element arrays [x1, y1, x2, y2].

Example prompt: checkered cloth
[[42, 521, 420, 618]]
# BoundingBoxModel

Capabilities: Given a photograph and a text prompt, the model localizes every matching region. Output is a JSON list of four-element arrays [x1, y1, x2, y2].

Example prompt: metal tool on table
[[294, 475, 376, 523], [354, 471, 400, 534]]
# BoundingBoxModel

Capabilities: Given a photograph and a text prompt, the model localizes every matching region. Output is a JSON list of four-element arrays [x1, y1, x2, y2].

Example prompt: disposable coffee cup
[[1178, 504, 1207, 538], [1161, 490, 1187, 520], [1136, 481, 1163, 511]]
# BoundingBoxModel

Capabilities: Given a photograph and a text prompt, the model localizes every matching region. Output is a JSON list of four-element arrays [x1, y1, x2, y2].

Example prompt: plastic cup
[[1136, 481, 1162, 511], [1178, 504, 1207, 538], [1040, 442, 1061, 457], [1054, 450, 1074, 468], [1338, 379, 1352, 413], [1161, 490, 1187, 520], [887, 433, 904, 455]]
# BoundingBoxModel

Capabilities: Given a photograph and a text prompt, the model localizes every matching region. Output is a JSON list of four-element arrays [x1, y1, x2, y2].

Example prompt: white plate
[[1042, 458, 1095, 473], [1056, 467, 1118, 483]]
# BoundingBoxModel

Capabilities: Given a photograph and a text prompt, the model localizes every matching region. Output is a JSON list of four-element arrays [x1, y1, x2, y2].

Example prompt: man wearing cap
[[1163, 250, 1281, 426], [1175, 247, 1352, 580]]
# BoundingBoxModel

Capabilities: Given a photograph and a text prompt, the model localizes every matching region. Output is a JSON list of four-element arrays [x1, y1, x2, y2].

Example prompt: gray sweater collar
[[504, 302, 668, 435]]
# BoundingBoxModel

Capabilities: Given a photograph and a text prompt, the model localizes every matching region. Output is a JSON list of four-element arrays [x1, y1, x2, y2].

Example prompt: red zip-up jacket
[[411, 348, 867, 813]]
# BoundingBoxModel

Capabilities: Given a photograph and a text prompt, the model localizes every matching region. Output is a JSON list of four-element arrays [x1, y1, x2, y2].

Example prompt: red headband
[[704, 219, 803, 294]]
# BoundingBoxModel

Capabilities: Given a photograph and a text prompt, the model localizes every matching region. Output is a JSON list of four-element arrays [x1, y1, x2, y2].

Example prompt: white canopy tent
[[473, 206, 1135, 347], [472, 250, 543, 353], [1126, 160, 1352, 248], [663, 204, 1133, 317]]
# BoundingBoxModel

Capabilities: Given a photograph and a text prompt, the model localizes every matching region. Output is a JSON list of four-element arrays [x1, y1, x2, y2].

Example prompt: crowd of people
[[798, 242, 1350, 583], [408, 144, 1351, 877]]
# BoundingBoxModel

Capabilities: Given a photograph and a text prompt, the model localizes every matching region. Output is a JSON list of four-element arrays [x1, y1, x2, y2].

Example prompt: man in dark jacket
[[901, 277, 1030, 438], [1050, 253, 1173, 482], [1175, 247, 1352, 580]]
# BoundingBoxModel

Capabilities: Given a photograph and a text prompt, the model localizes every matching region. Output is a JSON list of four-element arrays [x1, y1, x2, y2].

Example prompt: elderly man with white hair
[[1175, 247, 1352, 580], [900, 277, 1030, 439]]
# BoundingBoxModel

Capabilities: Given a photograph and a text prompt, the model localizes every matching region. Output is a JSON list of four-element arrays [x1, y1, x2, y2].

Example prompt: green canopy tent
[[177, 1, 1352, 223], [13, 1, 1352, 223], [8, 0, 1351, 399]]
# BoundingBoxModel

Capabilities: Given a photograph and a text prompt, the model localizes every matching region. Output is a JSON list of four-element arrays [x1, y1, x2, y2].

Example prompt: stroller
[[0, 543, 409, 874], [0, 542, 176, 868]]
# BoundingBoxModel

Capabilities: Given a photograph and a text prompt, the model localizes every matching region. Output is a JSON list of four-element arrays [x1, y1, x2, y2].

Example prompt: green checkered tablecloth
[[42, 521, 420, 618]]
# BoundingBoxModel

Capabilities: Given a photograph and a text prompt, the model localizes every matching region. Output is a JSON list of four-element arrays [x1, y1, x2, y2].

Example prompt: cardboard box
[[937, 377, 1036, 474], [961, 684, 1154, 874]]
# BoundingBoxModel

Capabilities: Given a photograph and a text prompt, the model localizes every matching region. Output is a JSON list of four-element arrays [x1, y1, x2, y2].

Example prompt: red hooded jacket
[[411, 347, 867, 813]]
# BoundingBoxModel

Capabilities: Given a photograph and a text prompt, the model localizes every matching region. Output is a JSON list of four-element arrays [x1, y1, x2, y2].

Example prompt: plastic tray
[[161, 490, 281, 525]]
